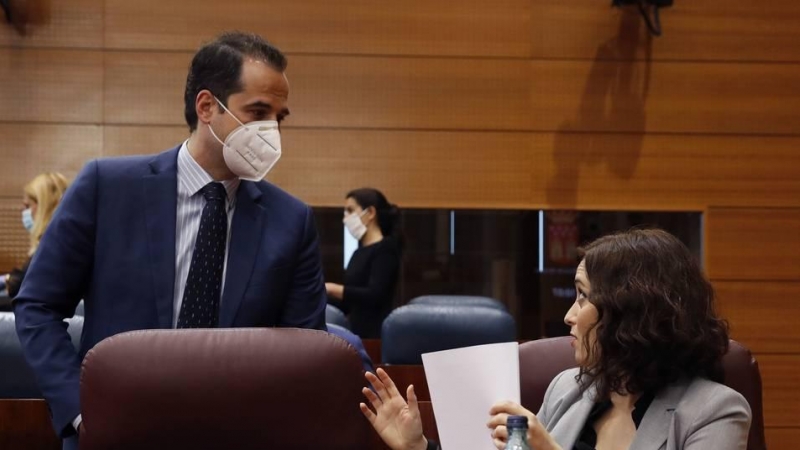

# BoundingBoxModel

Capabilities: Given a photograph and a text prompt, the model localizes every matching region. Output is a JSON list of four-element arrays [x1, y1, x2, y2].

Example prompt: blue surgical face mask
[[22, 208, 34, 232]]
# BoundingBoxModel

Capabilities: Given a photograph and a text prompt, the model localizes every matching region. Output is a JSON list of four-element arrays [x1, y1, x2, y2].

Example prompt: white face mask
[[343, 210, 368, 241], [208, 97, 282, 182], [21, 208, 34, 232]]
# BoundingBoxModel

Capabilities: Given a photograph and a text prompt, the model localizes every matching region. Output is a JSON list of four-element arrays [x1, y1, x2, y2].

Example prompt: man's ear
[[196, 90, 217, 125]]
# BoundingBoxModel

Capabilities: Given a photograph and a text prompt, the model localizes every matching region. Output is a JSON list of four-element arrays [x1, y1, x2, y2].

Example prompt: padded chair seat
[[325, 304, 351, 330], [381, 303, 516, 364]]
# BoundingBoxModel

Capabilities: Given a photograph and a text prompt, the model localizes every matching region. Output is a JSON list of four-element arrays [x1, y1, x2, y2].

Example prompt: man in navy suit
[[13, 32, 327, 449]]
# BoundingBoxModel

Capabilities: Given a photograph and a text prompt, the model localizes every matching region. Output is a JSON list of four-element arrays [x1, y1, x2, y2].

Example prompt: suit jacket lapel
[[219, 181, 264, 327], [629, 381, 689, 450], [143, 147, 180, 329], [550, 385, 596, 449]]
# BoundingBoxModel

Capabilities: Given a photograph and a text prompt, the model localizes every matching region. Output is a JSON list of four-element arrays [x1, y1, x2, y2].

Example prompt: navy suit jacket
[[13, 146, 327, 437]]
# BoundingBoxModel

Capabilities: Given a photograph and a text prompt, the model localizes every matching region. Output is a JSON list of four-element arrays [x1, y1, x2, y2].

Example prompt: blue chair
[[408, 295, 507, 311], [326, 323, 374, 374], [381, 303, 516, 364], [325, 304, 351, 330], [0, 312, 40, 398], [0, 312, 84, 398]]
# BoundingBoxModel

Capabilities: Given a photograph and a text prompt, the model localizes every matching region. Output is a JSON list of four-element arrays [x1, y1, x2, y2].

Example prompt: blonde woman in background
[[1, 172, 69, 298]]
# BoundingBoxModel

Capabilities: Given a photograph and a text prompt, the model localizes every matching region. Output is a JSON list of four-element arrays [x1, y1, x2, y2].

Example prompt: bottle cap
[[507, 415, 528, 429]]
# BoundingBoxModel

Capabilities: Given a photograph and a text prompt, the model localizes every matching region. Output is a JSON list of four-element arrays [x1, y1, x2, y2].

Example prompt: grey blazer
[[537, 368, 752, 450]]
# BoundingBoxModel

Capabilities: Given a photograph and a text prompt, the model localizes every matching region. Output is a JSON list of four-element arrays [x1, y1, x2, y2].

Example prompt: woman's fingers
[[406, 384, 418, 413], [491, 424, 509, 449], [376, 367, 402, 398], [488, 400, 529, 416], [362, 386, 382, 410], [360, 402, 377, 423], [365, 371, 387, 403], [486, 413, 508, 429]]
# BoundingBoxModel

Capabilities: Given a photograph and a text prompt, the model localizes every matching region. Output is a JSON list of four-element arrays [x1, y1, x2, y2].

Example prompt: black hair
[[184, 31, 287, 132]]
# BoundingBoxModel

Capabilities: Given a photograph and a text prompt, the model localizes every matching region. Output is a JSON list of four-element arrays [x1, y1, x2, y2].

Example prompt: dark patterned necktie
[[177, 182, 228, 328]]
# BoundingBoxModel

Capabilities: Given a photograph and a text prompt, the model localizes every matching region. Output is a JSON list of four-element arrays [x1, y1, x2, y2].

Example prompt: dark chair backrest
[[0, 294, 11, 312], [79, 328, 371, 450], [721, 341, 767, 450], [408, 295, 507, 311], [0, 312, 40, 398], [0, 312, 83, 399], [381, 303, 516, 364], [326, 304, 351, 330], [518, 337, 766, 450]]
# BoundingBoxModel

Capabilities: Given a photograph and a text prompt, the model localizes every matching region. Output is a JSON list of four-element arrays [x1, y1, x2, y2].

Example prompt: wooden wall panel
[[104, 0, 531, 57], [102, 52, 532, 128], [101, 128, 800, 210], [530, 0, 800, 62], [103, 52, 191, 126], [0, 0, 103, 49], [103, 125, 188, 157], [0, 49, 102, 123], [256, 56, 532, 131], [707, 208, 800, 281], [717, 282, 800, 354], [766, 428, 800, 450], [270, 129, 535, 209], [104, 0, 800, 63], [102, 52, 800, 135], [530, 133, 800, 211], [760, 355, 800, 428], [281, 130, 800, 209], [0, 124, 102, 195], [526, 60, 800, 135]]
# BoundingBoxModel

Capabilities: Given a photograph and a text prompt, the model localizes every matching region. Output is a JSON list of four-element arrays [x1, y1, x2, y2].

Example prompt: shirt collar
[[177, 141, 240, 204]]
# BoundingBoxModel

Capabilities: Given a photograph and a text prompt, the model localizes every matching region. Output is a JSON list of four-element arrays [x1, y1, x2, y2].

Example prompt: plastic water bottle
[[505, 415, 532, 450]]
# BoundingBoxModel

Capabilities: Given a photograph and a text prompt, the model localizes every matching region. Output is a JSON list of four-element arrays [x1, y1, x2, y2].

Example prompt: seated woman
[[360, 229, 751, 450], [326, 188, 401, 339], [1, 172, 69, 298]]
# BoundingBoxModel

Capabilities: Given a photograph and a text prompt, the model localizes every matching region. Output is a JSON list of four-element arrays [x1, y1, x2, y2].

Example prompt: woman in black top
[[326, 188, 401, 338]]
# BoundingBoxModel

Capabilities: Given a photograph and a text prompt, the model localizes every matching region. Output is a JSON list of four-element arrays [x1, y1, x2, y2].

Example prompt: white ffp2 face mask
[[343, 210, 368, 241], [208, 97, 282, 182]]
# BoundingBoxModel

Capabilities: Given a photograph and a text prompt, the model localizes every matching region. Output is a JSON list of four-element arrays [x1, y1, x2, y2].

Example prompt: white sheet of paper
[[422, 342, 520, 450]]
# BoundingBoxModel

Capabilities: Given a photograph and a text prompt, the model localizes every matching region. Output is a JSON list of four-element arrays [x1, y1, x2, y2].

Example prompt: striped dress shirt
[[173, 142, 240, 328]]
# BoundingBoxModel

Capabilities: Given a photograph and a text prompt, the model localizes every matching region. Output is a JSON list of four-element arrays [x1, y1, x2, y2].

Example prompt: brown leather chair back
[[79, 328, 370, 450], [518, 337, 766, 450], [722, 340, 767, 450]]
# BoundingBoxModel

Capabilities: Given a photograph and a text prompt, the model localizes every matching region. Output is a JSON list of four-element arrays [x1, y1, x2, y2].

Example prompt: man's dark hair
[[184, 31, 288, 132], [576, 228, 729, 399]]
